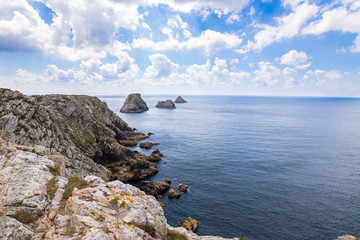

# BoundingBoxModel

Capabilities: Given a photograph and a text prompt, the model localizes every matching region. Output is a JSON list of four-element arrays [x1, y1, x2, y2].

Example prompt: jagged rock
[[0, 114, 18, 142], [120, 93, 149, 113], [0, 88, 156, 182], [174, 96, 187, 103], [137, 178, 171, 196], [148, 132, 154, 136], [178, 184, 189, 193], [140, 141, 160, 149], [178, 217, 198, 233], [0, 216, 35, 239], [156, 100, 176, 109], [147, 149, 163, 162], [168, 189, 181, 199]]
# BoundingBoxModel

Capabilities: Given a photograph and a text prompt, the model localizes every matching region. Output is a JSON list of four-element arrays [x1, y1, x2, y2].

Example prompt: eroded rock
[[120, 93, 149, 113], [156, 100, 176, 109]]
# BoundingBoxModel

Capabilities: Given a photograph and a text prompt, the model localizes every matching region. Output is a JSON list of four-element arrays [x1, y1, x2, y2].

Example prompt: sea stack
[[174, 96, 187, 103], [120, 93, 149, 113], [156, 100, 176, 109]]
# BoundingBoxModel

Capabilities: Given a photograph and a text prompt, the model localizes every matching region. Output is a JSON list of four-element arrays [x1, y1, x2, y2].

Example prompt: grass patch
[[109, 196, 120, 207], [61, 176, 90, 208], [14, 211, 37, 224], [166, 230, 188, 240], [47, 164, 60, 176], [137, 224, 156, 237], [46, 177, 58, 200]]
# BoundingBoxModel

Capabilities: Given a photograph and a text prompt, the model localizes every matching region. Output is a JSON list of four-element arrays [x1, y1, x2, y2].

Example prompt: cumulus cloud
[[280, 50, 312, 69], [133, 29, 242, 54], [303, 69, 343, 86], [252, 62, 281, 86], [282, 67, 298, 87], [145, 54, 179, 79], [239, 2, 319, 53]]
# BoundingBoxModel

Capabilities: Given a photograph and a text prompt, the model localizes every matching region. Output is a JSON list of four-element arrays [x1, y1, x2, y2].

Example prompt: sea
[[99, 95, 360, 240]]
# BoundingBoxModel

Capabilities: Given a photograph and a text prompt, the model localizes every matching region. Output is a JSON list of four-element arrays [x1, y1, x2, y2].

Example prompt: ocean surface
[[100, 95, 360, 240]]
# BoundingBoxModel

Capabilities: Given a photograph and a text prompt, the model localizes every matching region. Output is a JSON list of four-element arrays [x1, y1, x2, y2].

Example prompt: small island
[[156, 99, 176, 109], [120, 93, 149, 113], [174, 96, 187, 103]]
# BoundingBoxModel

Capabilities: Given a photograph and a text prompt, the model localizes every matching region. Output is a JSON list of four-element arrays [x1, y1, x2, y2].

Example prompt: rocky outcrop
[[140, 141, 160, 149], [120, 93, 149, 113], [0, 88, 155, 182], [178, 217, 198, 233], [174, 96, 187, 103], [156, 100, 176, 109], [136, 179, 171, 196], [147, 149, 163, 162], [168, 189, 181, 199], [178, 184, 189, 193]]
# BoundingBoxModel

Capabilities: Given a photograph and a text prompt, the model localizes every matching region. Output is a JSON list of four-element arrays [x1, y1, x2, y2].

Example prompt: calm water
[[100, 95, 360, 240]]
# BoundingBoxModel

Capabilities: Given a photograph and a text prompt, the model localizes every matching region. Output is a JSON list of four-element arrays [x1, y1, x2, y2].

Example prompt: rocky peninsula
[[120, 93, 149, 113], [0, 88, 355, 240]]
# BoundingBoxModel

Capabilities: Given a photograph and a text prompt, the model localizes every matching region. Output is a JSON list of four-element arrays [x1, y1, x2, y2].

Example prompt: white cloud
[[161, 15, 192, 40], [252, 62, 281, 86], [133, 29, 242, 54], [145, 54, 179, 79], [239, 2, 319, 53], [303, 69, 343, 86], [280, 50, 312, 69], [226, 13, 240, 24], [282, 67, 298, 87]]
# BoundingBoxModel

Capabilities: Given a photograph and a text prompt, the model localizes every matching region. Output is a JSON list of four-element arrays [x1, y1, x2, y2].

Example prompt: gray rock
[[174, 96, 187, 103], [120, 93, 149, 113], [156, 100, 176, 109], [0, 216, 35, 240], [136, 178, 171, 196]]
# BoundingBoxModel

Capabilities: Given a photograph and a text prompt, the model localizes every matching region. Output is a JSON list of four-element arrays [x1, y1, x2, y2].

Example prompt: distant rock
[[168, 189, 181, 198], [178, 217, 198, 233], [178, 184, 189, 193], [147, 149, 163, 162], [156, 100, 176, 109], [174, 96, 187, 103], [120, 93, 149, 113], [136, 178, 171, 196], [140, 141, 160, 149]]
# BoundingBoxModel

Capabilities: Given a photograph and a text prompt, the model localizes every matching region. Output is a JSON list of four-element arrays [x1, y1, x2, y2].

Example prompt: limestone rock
[[168, 189, 181, 199], [0, 216, 35, 240], [174, 96, 187, 103], [156, 100, 176, 109], [120, 93, 149, 113], [177, 217, 198, 233]]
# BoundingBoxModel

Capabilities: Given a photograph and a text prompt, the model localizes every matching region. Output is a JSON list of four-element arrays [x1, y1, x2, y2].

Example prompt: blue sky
[[0, 0, 360, 96]]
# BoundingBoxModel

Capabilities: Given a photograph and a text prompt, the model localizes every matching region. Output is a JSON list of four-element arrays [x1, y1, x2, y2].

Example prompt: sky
[[0, 0, 360, 96]]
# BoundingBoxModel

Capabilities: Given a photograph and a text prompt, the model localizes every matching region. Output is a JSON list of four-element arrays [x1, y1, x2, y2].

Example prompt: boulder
[[137, 178, 171, 196], [174, 96, 187, 103], [120, 93, 149, 113], [178, 184, 189, 193], [140, 141, 160, 149], [177, 217, 198, 233], [168, 189, 181, 199], [147, 149, 163, 162], [156, 100, 176, 109]]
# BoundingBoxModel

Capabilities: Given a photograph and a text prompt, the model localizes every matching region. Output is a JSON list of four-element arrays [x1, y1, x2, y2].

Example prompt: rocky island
[[155, 100, 176, 109], [174, 96, 187, 103], [120, 93, 149, 113]]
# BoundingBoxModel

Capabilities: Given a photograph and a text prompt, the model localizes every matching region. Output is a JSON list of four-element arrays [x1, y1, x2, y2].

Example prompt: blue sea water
[[100, 95, 360, 240]]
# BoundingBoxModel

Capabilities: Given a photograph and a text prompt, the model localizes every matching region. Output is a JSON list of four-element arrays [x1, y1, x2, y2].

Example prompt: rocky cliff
[[0, 88, 156, 181]]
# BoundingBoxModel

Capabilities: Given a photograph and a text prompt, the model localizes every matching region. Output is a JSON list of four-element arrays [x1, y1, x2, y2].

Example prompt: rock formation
[[174, 96, 187, 103], [168, 189, 181, 199], [155, 100, 176, 109], [0, 88, 155, 182], [147, 149, 163, 162], [178, 184, 189, 192], [140, 141, 160, 149], [120, 93, 149, 113], [136, 179, 171, 196], [178, 217, 198, 233]]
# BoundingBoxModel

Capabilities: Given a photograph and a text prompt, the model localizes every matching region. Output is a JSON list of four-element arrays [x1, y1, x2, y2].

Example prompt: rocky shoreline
[[0, 88, 356, 240]]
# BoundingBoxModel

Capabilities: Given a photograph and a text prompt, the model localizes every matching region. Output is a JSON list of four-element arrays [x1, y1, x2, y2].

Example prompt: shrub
[[61, 176, 90, 208], [46, 177, 58, 199], [166, 230, 188, 240], [14, 211, 37, 224], [137, 224, 156, 237]]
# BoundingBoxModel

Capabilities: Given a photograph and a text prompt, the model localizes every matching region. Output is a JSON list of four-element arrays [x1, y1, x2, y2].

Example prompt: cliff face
[[0, 88, 156, 181]]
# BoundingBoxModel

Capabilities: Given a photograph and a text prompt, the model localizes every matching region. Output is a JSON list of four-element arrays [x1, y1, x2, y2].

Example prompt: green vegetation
[[61, 176, 90, 207], [166, 230, 188, 240], [137, 224, 156, 237], [47, 164, 60, 176], [14, 211, 37, 224], [46, 177, 58, 200]]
